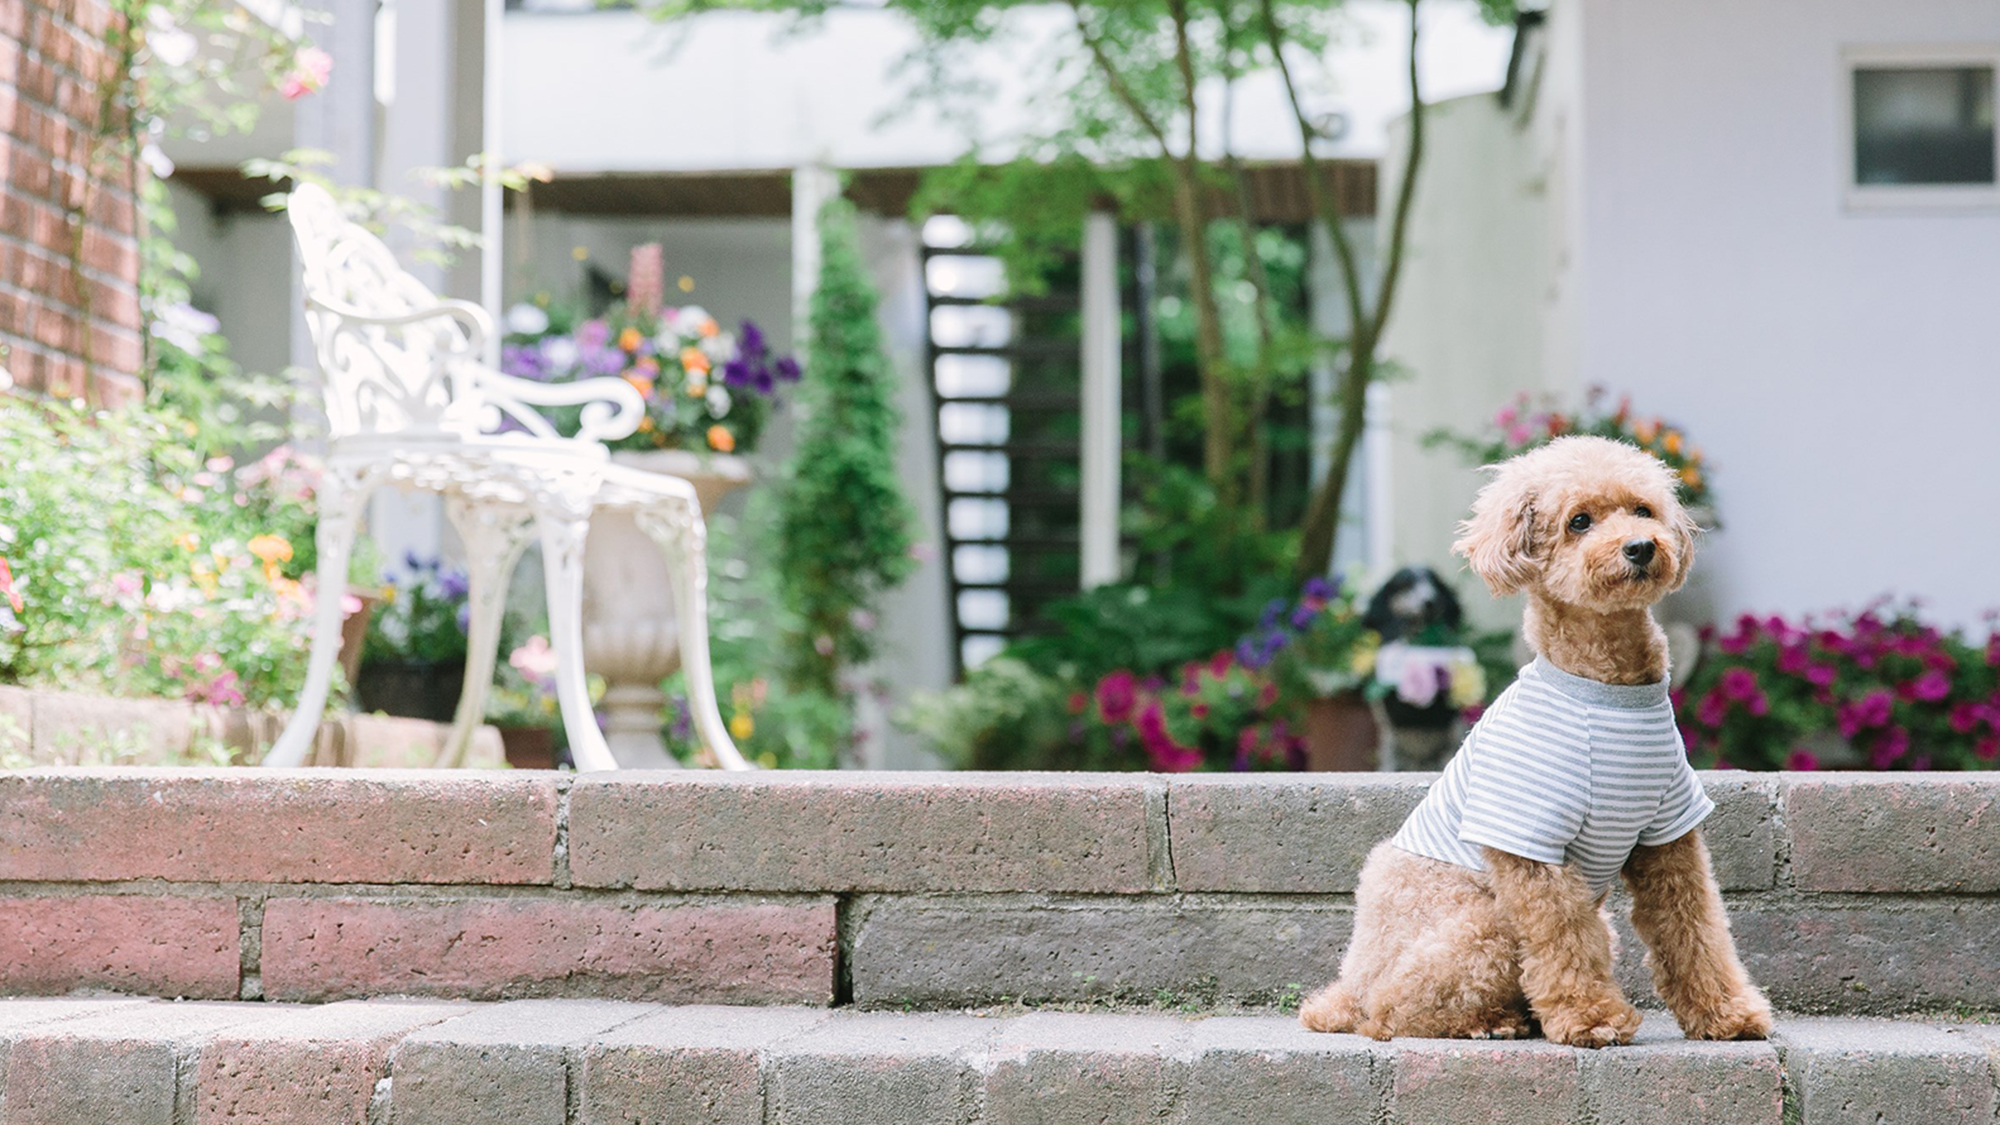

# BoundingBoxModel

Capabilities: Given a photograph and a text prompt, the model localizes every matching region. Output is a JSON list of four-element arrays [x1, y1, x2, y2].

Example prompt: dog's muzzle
[[1622, 538, 1657, 572]]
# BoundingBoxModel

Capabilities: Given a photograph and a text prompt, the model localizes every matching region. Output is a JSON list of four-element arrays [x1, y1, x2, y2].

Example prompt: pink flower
[[1696, 691, 1728, 727], [1505, 423, 1533, 446], [1785, 749, 1820, 771], [1718, 667, 1759, 700], [1776, 645, 1809, 675], [1805, 664, 1837, 687], [1257, 681, 1279, 710], [1065, 691, 1087, 716], [280, 46, 332, 99], [1976, 736, 1999, 761], [1869, 726, 1911, 768], [1137, 702, 1200, 772], [1908, 669, 1952, 703], [1949, 701, 1981, 734], [1095, 670, 1137, 725], [1190, 701, 1210, 720]]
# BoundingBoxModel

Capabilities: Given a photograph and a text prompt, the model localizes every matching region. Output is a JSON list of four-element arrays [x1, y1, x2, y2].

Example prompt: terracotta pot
[[337, 589, 379, 688], [496, 725, 558, 771], [1304, 691, 1380, 772], [355, 659, 465, 723]]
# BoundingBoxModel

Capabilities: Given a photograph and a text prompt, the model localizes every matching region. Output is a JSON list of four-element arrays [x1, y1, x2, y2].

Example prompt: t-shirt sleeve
[[1454, 708, 1590, 866], [1638, 758, 1715, 846]]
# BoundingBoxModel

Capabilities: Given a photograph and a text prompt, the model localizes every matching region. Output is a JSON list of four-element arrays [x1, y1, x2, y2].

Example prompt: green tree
[[775, 194, 918, 697], [649, 0, 1492, 580]]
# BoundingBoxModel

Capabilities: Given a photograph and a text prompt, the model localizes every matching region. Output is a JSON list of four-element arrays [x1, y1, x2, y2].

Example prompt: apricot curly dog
[[1300, 436, 1772, 1047]]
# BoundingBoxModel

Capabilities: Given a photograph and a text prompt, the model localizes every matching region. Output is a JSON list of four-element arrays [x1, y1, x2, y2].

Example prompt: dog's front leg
[[1482, 847, 1641, 1048], [1622, 830, 1772, 1040]]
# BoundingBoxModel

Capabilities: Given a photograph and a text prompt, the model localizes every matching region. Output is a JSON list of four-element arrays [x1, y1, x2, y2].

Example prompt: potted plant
[[357, 554, 470, 722], [484, 634, 564, 769], [1247, 577, 1381, 771]]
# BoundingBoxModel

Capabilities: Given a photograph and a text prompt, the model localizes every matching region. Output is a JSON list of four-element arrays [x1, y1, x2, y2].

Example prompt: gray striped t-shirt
[[1390, 656, 1712, 894]]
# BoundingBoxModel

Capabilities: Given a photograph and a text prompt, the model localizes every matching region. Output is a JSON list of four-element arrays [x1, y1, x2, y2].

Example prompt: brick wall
[[0, 769, 1990, 1014], [0, 0, 143, 406]]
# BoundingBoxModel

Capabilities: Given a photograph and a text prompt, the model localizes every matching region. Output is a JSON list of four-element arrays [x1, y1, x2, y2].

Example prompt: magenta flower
[[1869, 726, 1911, 768], [1718, 667, 1759, 700], [1908, 669, 1952, 703], [1806, 664, 1837, 687], [1095, 670, 1137, 725], [1785, 749, 1820, 771], [1696, 691, 1728, 727], [1776, 645, 1809, 675], [1976, 736, 1999, 761]]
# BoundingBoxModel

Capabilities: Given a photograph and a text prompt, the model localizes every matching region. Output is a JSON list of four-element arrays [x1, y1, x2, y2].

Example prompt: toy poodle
[[1299, 435, 1771, 1047]]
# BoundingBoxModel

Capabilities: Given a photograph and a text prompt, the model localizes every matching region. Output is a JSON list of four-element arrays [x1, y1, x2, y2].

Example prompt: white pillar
[[791, 165, 840, 355], [478, 0, 504, 367], [1079, 212, 1121, 589]]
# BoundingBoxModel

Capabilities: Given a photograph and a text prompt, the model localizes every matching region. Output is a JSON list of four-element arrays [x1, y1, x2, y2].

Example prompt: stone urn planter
[[581, 449, 751, 768]]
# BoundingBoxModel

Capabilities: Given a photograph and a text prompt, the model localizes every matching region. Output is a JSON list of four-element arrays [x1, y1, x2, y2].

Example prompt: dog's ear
[[1453, 463, 1541, 596], [1665, 496, 1701, 592]]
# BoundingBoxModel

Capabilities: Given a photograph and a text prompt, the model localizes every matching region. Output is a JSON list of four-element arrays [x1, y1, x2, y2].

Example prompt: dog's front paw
[[1542, 994, 1642, 1048], [1679, 988, 1773, 1041]]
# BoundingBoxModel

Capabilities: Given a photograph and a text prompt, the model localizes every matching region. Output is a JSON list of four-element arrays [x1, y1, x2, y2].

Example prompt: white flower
[[706, 386, 732, 417], [505, 303, 550, 335], [653, 330, 683, 355], [146, 9, 198, 67], [700, 332, 737, 364], [149, 301, 220, 352], [672, 305, 711, 332], [140, 143, 174, 179], [540, 336, 578, 370]]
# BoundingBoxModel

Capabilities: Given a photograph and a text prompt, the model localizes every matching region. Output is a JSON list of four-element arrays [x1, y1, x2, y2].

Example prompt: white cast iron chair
[[264, 183, 749, 772]]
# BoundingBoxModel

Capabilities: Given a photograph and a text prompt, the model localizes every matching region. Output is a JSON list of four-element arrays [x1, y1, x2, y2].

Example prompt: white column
[[790, 164, 840, 355], [478, 0, 504, 367], [1079, 212, 1121, 589]]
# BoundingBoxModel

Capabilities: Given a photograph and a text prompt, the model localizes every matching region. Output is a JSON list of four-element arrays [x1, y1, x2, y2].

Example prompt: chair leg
[[637, 501, 751, 771], [265, 464, 376, 768], [538, 508, 617, 772], [440, 498, 535, 768]]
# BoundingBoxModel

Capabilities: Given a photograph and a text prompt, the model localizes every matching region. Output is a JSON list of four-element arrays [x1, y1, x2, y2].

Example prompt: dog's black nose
[[1623, 538, 1657, 567]]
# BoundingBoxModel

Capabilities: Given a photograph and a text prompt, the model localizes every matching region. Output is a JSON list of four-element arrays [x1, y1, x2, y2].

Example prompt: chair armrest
[[473, 366, 645, 444]]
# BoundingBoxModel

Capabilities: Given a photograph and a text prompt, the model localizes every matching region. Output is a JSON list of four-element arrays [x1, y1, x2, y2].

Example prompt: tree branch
[[1067, 1, 1176, 158], [1370, 0, 1425, 343], [1258, 0, 1367, 344]]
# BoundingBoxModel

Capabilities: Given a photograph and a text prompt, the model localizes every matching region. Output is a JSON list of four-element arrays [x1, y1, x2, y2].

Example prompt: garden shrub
[[0, 394, 319, 709]]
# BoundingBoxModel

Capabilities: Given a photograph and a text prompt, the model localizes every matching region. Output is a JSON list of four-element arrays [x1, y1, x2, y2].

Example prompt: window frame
[[1841, 42, 2000, 211]]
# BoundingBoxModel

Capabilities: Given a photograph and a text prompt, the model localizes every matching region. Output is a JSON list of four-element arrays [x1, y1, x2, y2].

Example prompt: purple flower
[[738, 320, 766, 358], [753, 368, 775, 394], [1288, 603, 1318, 631], [500, 343, 548, 381], [438, 569, 469, 601], [722, 358, 751, 387], [576, 319, 610, 347], [1302, 575, 1338, 601], [1258, 598, 1286, 629], [775, 356, 801, 382]]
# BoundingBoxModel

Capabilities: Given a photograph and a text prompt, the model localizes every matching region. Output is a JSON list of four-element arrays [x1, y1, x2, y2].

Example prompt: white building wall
[[1577, 0, 2000, 627], [164, 183, 296, 384]]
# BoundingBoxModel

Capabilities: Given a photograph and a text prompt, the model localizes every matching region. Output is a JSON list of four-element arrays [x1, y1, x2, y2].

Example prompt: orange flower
[[1662, 430, 1683, 456], [1633, 419, 1660, 445], [617, 327, 644, 352], [634, 355, 659, 375], [698, 318, 720, 338], [680, 347, 711, 375], [706, 425, 735, 453], [622, 372, 655, 398], [637, 415, 656, 433], [1681, 465, 1703, 490]]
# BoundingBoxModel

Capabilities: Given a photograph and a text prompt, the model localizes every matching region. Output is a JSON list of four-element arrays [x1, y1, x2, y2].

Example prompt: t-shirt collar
[[1530, 655, 1670, 710]]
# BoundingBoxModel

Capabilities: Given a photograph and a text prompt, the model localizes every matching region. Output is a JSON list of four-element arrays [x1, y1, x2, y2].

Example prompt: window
[[1846, 46, 2000, 208]]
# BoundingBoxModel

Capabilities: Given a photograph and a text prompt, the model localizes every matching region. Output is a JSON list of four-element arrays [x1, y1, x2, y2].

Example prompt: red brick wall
[[0, 0, 143, 407]]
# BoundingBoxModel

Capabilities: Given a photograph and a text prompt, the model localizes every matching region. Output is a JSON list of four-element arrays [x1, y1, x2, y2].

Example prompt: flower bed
[[1677, 603, 2000, 771]]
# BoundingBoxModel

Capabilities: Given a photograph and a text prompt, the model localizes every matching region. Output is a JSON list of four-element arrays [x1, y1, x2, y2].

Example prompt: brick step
[[1, 998, 1995, 1124]]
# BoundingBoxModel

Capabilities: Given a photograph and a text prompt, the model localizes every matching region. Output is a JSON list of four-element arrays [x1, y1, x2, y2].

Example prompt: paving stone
[[389, 999, 653, 1125], [1786, 775, 2000, 892], [1183, 1017, 1385, 1125], [1167, 774, 1430, 893], [1390, 1038, 1580, 1125], [1730, 902, 2000, 1015], [567, 771, 1164, 893], [1699, 773, 1780, 890], [260, 896, 835, 1005], [983, 1012, 1191, 1125], [763, 1011, 997, 1125], [0, 769, 559, 884], [847, 893, 1347, 1009], [1580, 1013, 1782, 1125], [0, 1001, 294, 1125], [580, 1006, 830, 1125], [1776, 1017, 1995, 1125], [193, 1000, 472, 1125]]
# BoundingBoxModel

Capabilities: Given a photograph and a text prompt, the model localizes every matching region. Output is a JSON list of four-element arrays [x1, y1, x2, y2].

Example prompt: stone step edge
[[1, 997, 1996, 1124]]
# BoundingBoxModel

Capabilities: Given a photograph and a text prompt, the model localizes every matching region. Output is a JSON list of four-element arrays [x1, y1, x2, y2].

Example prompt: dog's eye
[[1567, 513, 1592, 533], [1635, 505, 1653, 519]]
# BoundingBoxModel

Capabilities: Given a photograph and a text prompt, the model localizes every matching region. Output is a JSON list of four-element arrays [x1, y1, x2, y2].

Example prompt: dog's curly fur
[[1301, 436, 1772, 1047]]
